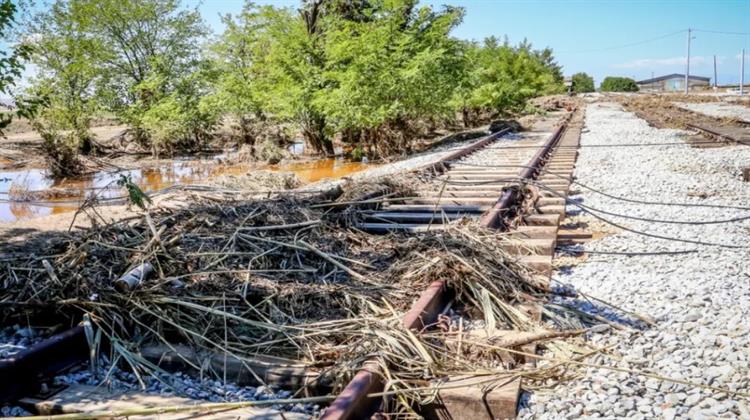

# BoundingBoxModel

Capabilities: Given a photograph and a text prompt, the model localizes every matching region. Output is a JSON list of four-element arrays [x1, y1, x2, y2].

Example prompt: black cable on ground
[[445, 160, 750, 211], [439, 175, 750, 226], [436, 174, 746, 248], [527, 179, 750, 226], [481, 139, 739, 150], [526, 180, 748, 249], [556, 248, 699, 256]]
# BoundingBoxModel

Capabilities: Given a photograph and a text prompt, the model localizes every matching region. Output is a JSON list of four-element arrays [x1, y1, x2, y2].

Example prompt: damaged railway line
[[0, 104, 596, 419]]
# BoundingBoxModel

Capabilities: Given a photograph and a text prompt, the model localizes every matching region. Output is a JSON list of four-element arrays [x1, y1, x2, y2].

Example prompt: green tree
[[600, 76, 639, 92], [319, 1, 465, 156], [137, 60, 220, 154], [0, 0, 40, 135], [247, 2, 334, 155], [86, 0, 208, 149], [455, 37, 564, 122], [571, 72, 595, 93], [209, 4, 274, 149], [26, 0, 104, 153]]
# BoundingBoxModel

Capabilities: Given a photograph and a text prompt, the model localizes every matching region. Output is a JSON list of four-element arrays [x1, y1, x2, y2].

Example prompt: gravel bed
[[49, 363, 318, 417], [1, 326, 48, 417], [674, 101, 750, 123], [0, 325, 47, 358], [519, 102, 750, 419], [457, 131, 548, 167]]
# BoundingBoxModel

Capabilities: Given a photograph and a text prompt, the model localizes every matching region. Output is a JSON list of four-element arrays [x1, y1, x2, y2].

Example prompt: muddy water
[[0, 156, 371, 223]]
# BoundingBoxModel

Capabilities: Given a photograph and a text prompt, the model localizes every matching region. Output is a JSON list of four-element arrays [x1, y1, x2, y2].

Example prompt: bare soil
[[616, 95, 727, 128]]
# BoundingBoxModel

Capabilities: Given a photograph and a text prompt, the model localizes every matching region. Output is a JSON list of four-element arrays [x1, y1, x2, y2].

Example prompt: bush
[[571, 72, 595, 93], [600, 77, 639, 92], [35, 124, 84, 178]]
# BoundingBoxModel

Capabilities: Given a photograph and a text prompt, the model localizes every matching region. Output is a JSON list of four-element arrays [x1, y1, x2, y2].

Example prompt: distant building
[[636, 74, 711, 92]]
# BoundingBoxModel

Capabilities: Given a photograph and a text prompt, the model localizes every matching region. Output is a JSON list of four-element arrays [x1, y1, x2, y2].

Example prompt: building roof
[[636, 73, 711, 84]]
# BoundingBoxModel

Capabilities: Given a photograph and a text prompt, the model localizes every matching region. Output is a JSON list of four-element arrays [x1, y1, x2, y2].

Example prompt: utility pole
[[741, 49, 746, 95], [713, 55, 717, 88], [685, 28, 692, 94]]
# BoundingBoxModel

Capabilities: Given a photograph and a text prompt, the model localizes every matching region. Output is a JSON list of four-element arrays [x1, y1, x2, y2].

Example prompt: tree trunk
[[301, 113, 333, 156], [239, 116, 256, 152]]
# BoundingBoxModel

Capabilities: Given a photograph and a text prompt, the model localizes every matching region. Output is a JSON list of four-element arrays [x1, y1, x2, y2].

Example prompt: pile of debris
[[0, 180, 591, 414]]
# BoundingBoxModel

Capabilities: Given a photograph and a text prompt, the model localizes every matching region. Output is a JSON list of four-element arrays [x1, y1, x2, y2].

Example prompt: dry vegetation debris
[[0, 179, 589, 414]]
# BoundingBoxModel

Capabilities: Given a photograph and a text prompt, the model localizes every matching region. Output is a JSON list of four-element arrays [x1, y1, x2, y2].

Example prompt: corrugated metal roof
[[636, 73, 711, 84]]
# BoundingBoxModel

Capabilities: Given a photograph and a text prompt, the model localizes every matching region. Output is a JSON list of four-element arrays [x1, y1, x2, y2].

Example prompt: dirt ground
[[613, 94, 749, 131]]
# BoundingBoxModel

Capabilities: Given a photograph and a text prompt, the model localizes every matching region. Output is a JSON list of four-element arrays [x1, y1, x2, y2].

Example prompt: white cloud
[[612, 56, 712, 69]]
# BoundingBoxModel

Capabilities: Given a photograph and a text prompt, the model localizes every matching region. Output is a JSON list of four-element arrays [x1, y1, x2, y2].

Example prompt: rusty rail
[[419, 127, 512, 174], [321, 111, 574, 420], [480, 117, 570, 228], [0, 325, 88, 403], [686, 123, 750, 146]]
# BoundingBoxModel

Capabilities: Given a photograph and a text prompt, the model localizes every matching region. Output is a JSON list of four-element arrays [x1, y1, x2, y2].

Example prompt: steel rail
[[321, 110, 575, 420], [686, 123, 750, 146], [414, 127, 513, 178], [0, 325, 88, 404]]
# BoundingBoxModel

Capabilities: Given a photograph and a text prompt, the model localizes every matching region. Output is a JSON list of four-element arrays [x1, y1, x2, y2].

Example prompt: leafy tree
[[79, 0, 207, 104], [600, 76, 639, 92], [25, 0, 209, 152], [243, 2, 334, 155], [210, 4, 275, 149], [26, 0, 104, 153], [137, 60, 220, 153], [0, 0, 40, 135], [571, 72, 595, 93], [319, 1, 465, 156], [453, 37, 564, 124]]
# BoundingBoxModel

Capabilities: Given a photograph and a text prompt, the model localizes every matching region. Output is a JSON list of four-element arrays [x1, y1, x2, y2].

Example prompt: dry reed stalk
[[0, 177, 606, 415]]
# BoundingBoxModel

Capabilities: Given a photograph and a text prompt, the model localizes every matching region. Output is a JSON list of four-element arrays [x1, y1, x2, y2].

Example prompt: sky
[[195, 0, 750, 86]]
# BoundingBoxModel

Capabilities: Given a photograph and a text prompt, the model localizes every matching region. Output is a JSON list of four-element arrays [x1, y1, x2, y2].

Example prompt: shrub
[[34, 123, 84, 178], [600, 77, 639, 92], [571, 72, 595, 93], [351, 146, 364, 162]]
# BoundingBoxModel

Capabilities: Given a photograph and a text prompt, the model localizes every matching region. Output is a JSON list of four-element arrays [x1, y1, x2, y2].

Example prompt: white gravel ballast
[[519, 102, 750, 419]]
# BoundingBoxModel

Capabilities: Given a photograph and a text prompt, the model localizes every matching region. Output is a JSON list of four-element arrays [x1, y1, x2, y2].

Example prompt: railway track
[[324, 108, 584, 419], [0, 107, 584, 419], [686, 123, 750, 146]]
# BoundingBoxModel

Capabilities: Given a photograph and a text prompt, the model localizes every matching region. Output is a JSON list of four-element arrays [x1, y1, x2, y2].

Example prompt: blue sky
[[195, 0, 750, 86]]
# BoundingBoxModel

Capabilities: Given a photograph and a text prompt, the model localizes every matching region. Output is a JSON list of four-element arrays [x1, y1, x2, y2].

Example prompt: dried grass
[[0, 179, 584, 413]]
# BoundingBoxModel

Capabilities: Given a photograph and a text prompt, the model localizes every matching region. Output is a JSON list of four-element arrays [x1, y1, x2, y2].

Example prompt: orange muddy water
[[0, 155, 372, 223]]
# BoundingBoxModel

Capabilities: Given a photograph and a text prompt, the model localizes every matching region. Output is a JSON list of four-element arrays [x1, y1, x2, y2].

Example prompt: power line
[[692, 29, 750, 36], [559, 28, 750, 55], [560, 29, 687, 54]]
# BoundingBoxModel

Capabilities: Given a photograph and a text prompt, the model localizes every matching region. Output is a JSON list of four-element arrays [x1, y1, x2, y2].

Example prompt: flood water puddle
[[0, 156, 372, 223]]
